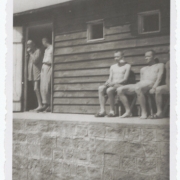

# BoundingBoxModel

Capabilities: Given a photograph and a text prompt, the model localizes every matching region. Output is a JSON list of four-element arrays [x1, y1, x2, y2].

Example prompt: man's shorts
[[99, 84, 122, 95]]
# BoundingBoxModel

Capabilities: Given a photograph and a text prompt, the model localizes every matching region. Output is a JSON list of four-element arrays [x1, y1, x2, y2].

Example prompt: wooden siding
[[52, 0, 170, 114]]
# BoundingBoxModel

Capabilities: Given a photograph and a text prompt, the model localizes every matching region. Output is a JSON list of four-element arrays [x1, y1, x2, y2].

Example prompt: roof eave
[[13, 1, 70, 17]]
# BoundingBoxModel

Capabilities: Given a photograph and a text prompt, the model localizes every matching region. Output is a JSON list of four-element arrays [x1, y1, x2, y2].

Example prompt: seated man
[[153, 60, 170, 118], [117, 50, 164, 119], [95, 50, 131, 117]]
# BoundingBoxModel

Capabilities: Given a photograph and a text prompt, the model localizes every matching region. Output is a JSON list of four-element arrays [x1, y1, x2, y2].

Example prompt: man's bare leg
[[117, 85, 134, 118], [155, 85, 169, 118], [98, 85, 107, 113], [147, 94, 154, 118], [106, 87, 116, 114], [34, 81, 43, 111], [135, 83, 152, 119]]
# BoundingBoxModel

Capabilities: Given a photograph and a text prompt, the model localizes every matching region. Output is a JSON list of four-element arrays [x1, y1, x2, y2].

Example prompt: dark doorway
[[25, 23, 52, 111]]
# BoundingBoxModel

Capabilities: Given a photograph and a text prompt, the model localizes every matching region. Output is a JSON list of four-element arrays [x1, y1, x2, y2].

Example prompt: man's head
[[42, 37, 50, 47], [145, 50, 156, 64], [27, 40, 35, 50], [114, 50, 125, 64]]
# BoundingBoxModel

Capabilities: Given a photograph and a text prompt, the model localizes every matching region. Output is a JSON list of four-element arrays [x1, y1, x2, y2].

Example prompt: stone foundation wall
[[13, 119, 169, 180]]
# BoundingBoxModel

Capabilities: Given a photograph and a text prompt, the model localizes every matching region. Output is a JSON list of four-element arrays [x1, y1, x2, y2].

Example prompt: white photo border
[[1, 0, 179, 179]]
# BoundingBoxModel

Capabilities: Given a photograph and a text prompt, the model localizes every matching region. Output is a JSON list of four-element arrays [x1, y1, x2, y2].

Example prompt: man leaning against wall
[[38, 37, 53, 112]]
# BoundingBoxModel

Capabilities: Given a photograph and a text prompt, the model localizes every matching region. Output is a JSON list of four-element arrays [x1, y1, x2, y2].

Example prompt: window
[[87, 20, 104, 41], [138, 10, 161, 34]]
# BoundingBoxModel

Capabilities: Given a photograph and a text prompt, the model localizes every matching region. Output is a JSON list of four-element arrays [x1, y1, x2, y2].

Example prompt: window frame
[[138, 10, 161, 35], [87, 19, 105, 42]]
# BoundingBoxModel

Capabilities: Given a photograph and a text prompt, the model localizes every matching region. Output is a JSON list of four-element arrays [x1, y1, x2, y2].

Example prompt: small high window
[[138, 10, 161, 34], [87, 20, 104, 41]]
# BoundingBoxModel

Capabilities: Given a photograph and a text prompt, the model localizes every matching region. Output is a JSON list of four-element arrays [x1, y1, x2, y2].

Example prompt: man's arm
[[26, 52, 29, 60], [116, 64, 131, 84], [140, 67, 145, 81], [105, 66, 113, 85], [44, 46, 53, 65], [26, 48, 31, 60], [152, 63, 165, 89], [30, 49, 42, 65]]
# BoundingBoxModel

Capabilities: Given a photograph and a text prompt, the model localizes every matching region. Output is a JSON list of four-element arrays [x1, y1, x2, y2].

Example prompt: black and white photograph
[[12, 0, 173, 179]]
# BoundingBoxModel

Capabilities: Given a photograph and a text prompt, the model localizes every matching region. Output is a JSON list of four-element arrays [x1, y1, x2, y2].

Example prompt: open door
[[13, 27, 23, 111], [24, 23, 53, 111]]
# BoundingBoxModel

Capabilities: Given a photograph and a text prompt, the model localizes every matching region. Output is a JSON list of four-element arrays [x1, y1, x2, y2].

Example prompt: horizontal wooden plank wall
[[52, 0, 170, 114]]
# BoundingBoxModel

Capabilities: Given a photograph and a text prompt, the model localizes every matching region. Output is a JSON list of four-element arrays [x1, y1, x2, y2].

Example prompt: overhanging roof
[[13, 0, 72, 15]]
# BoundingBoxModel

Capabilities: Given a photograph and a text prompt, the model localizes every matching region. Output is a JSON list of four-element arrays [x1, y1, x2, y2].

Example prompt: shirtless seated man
[[95, 50, 131, 117], [117, 50, 164, 119], [154, 60, 170, 118]]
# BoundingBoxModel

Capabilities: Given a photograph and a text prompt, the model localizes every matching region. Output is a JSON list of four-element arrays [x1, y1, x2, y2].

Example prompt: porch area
[[13, 112, 169, 180], [13, 112, 169, 123]]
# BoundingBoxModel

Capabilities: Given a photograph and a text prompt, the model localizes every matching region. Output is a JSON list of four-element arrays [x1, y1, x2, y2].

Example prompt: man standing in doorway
[[27, 40, 43, 111], [38, 37, 53, 112]]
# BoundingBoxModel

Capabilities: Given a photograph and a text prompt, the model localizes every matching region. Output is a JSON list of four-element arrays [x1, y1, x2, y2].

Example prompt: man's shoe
[[44, 106, 51, 112], [107, 112, 116, 117], [37, 104, 48, 112], [95, 112, 106, 117]]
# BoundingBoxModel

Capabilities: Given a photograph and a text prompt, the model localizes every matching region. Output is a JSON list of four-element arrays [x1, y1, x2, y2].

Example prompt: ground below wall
[[13, 113, 169, 180]]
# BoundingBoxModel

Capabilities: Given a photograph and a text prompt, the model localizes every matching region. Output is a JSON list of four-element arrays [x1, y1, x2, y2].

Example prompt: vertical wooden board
[[13, 44, 23, 101], [13, 27, 23, 43], [13, 102, 21, 112], [13, 26, 23, 111]]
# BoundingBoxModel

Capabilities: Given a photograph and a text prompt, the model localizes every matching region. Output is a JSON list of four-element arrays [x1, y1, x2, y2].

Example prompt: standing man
[[95, 50, 131, 117], [154, 60, 170, 118], [27, 40, 43, 111], [117, 50, 164, 119], [38, 37, 53, 112]]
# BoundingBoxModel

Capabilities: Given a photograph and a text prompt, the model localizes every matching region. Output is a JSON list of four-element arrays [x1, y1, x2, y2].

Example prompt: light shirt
[[43, 45, 53, 64], [28, 48, 42, 81]]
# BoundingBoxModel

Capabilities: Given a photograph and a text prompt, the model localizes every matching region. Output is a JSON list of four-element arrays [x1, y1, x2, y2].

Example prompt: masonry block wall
[[13, 119, 169, 180]]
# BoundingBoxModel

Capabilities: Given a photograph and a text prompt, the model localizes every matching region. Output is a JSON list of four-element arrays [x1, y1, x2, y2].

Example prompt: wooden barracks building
[[13, 0, 170, 114]]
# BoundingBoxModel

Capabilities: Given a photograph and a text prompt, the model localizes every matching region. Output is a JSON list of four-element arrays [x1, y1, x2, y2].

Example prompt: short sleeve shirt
[[28, 48, 42, 81], [43, 45, 53, 64]]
